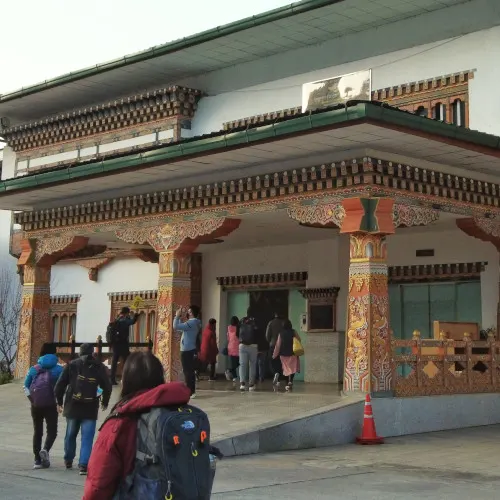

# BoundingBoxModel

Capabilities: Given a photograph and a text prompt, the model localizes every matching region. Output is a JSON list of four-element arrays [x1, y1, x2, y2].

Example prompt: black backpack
[[239, 318, 255, 345], [106, 321, 120, 344], [72, 361, 99, 403], [114, 405, 212, 499]]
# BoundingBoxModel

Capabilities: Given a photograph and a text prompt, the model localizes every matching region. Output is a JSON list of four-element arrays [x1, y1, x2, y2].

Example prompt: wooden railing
[[392, 331, 499, 397], [51, 335, 153, 365]]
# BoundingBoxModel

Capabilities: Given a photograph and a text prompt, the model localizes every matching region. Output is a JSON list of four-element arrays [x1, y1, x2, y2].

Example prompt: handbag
[[293, 336, 304, 357]]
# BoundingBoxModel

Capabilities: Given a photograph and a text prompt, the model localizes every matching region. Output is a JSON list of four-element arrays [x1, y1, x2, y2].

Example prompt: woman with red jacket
[[83, 351, 191, 500], [199, 318, 219, 381]]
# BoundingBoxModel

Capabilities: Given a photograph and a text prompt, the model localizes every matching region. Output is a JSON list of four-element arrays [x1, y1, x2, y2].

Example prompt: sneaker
[[39, 449, 50, 468], [232, 378, 238, 383], [286, 383, 293, 392], [65, 461, 73, 470], [190, 393, 197, 400], [33, 461, 42, 470], [240, 383, 246, 391], [225, 370, 232, 381], [79, 465, 88, 475], [273, 373, 280, 386], [249, 385, 256, 392]]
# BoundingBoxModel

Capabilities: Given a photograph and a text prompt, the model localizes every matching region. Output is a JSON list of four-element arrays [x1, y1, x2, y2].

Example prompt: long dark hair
[[283, 319, 293, 330], [120, 351, 165, 400], [230, 316, 239, 327]]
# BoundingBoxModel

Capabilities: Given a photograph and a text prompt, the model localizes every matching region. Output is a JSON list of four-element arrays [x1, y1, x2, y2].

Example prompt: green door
[[227, 291, 249, 326], [402, 284, 431, 339], [456, 282, 482, 325], [389, 284, 403, 339], [288, 289, 307, 382]]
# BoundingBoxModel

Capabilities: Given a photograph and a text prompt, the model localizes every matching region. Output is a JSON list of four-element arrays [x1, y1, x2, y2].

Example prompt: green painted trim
[[1, 102, 500, 196], [0, 0, 343, 104]]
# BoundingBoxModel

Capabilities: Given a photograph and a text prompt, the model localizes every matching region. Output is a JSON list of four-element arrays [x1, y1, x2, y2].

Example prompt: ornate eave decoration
[[388, 262, 487, 284], [393, 205, 440, 227], [299, 287, 340, 299], [216, 272, 308, 291], [2, 86, 202, 152], [222, 71, 473, 131], [372, 70, 473, 105], [50, 295, 80, 313], [18, 157, 500, 235], [108, 290, 158, 303], [288, 203, 345, 227]]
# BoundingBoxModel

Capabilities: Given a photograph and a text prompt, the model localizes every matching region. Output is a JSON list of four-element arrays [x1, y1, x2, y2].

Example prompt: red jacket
[[199, 325, 219, 364], [83, 382, 191, 500]]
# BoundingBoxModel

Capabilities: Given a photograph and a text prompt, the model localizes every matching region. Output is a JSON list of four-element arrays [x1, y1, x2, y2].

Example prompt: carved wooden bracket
[[17, 236, 89, 274], [115, 218, 241, 252], [287, 202, 439, 230], [457, 217, 500, 250], [77, 257, 113, 282]]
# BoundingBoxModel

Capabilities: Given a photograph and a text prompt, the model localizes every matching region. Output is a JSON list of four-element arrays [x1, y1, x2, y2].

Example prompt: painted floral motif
[[393, 205, 439, 227], [287, 203, 345, 227], [344, 233, 392, 394]]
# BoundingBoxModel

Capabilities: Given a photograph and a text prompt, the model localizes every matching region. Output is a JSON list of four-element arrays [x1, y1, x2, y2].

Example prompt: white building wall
[[51, 258, 159, 342], [201, 228, 498, 339], [191, 26, 500, 138]]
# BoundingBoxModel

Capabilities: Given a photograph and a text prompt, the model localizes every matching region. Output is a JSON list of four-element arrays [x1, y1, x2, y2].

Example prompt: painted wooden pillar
[[156, 249, 194, 382], [15, 264, 52, 378], [340, 197, 395, 394], [122, 218, 242, 381], [15, 236, 88, 379]]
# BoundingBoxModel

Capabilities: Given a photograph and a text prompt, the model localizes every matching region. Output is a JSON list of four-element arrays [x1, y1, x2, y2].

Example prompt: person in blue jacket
[[173, 305, 202, 398], [24, 342, 64, 469]]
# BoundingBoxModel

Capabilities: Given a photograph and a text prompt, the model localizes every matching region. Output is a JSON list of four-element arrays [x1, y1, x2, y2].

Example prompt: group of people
[[184, 308, 304, 393], [225, 310, 303, 392], [22, 304, 302, 496], [23, 308, 221, 498]]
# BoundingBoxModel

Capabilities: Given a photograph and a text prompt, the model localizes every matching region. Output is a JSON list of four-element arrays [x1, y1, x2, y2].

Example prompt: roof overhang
[[0, 0, 489, 124], [2, 103, 500, 211]]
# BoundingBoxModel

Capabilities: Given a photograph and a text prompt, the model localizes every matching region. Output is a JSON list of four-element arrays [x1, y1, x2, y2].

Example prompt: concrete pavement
[[2, 424, 500, 498]]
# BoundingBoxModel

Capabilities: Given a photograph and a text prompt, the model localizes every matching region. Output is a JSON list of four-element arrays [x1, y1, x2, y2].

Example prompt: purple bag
[[30, 365, 55, 408]]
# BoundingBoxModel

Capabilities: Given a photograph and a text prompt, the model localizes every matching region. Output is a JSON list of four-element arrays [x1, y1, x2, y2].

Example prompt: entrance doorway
[[249, 290, 289, 337]]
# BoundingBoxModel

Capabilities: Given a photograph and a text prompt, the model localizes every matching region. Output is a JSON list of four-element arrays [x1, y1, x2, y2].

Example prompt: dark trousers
[[31, 405, 58, 461], [110, 343, 130, 382], [181, 349, 197, 395], [270, 347, 283, 376], [228, 356, 239, 379]]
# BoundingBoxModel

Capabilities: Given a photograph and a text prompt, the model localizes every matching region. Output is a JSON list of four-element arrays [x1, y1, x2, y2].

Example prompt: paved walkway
[[2, 420, 500, 498], [3, 380, 500, 498], [0, 379, 342, 457]]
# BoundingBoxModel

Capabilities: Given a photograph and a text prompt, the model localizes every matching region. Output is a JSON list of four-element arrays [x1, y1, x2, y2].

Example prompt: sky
[[0, 0, 293, 94]]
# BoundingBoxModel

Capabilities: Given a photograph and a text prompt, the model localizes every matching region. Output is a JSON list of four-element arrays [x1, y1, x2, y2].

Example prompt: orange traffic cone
[[356, 394, 384, 445]]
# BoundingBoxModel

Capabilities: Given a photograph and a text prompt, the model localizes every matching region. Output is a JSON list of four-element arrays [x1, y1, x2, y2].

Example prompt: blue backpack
[[114, 405, 212, 499], [30, 365, 56, 408]]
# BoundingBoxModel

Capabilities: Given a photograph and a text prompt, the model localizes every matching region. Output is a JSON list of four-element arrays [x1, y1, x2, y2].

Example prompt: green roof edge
[[0, 0, 343, 104], [2, 103, 500, 197]]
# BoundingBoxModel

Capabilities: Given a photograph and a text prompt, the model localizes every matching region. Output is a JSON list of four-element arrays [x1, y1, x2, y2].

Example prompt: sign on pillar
[[156, 250, 192, 382], [340, 198, 395, 394]]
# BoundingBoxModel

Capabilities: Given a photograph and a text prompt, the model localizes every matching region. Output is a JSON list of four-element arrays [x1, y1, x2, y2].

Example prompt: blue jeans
[[64, 418, 97, 467]]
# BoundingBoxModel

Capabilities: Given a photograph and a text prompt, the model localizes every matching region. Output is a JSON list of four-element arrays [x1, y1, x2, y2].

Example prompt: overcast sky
[[0, 0, 293, 94]]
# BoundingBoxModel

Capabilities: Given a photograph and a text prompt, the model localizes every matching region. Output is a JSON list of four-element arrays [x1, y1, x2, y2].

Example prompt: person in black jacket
[[54, 343, 112, 475], [110, 307, 139, 385]]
